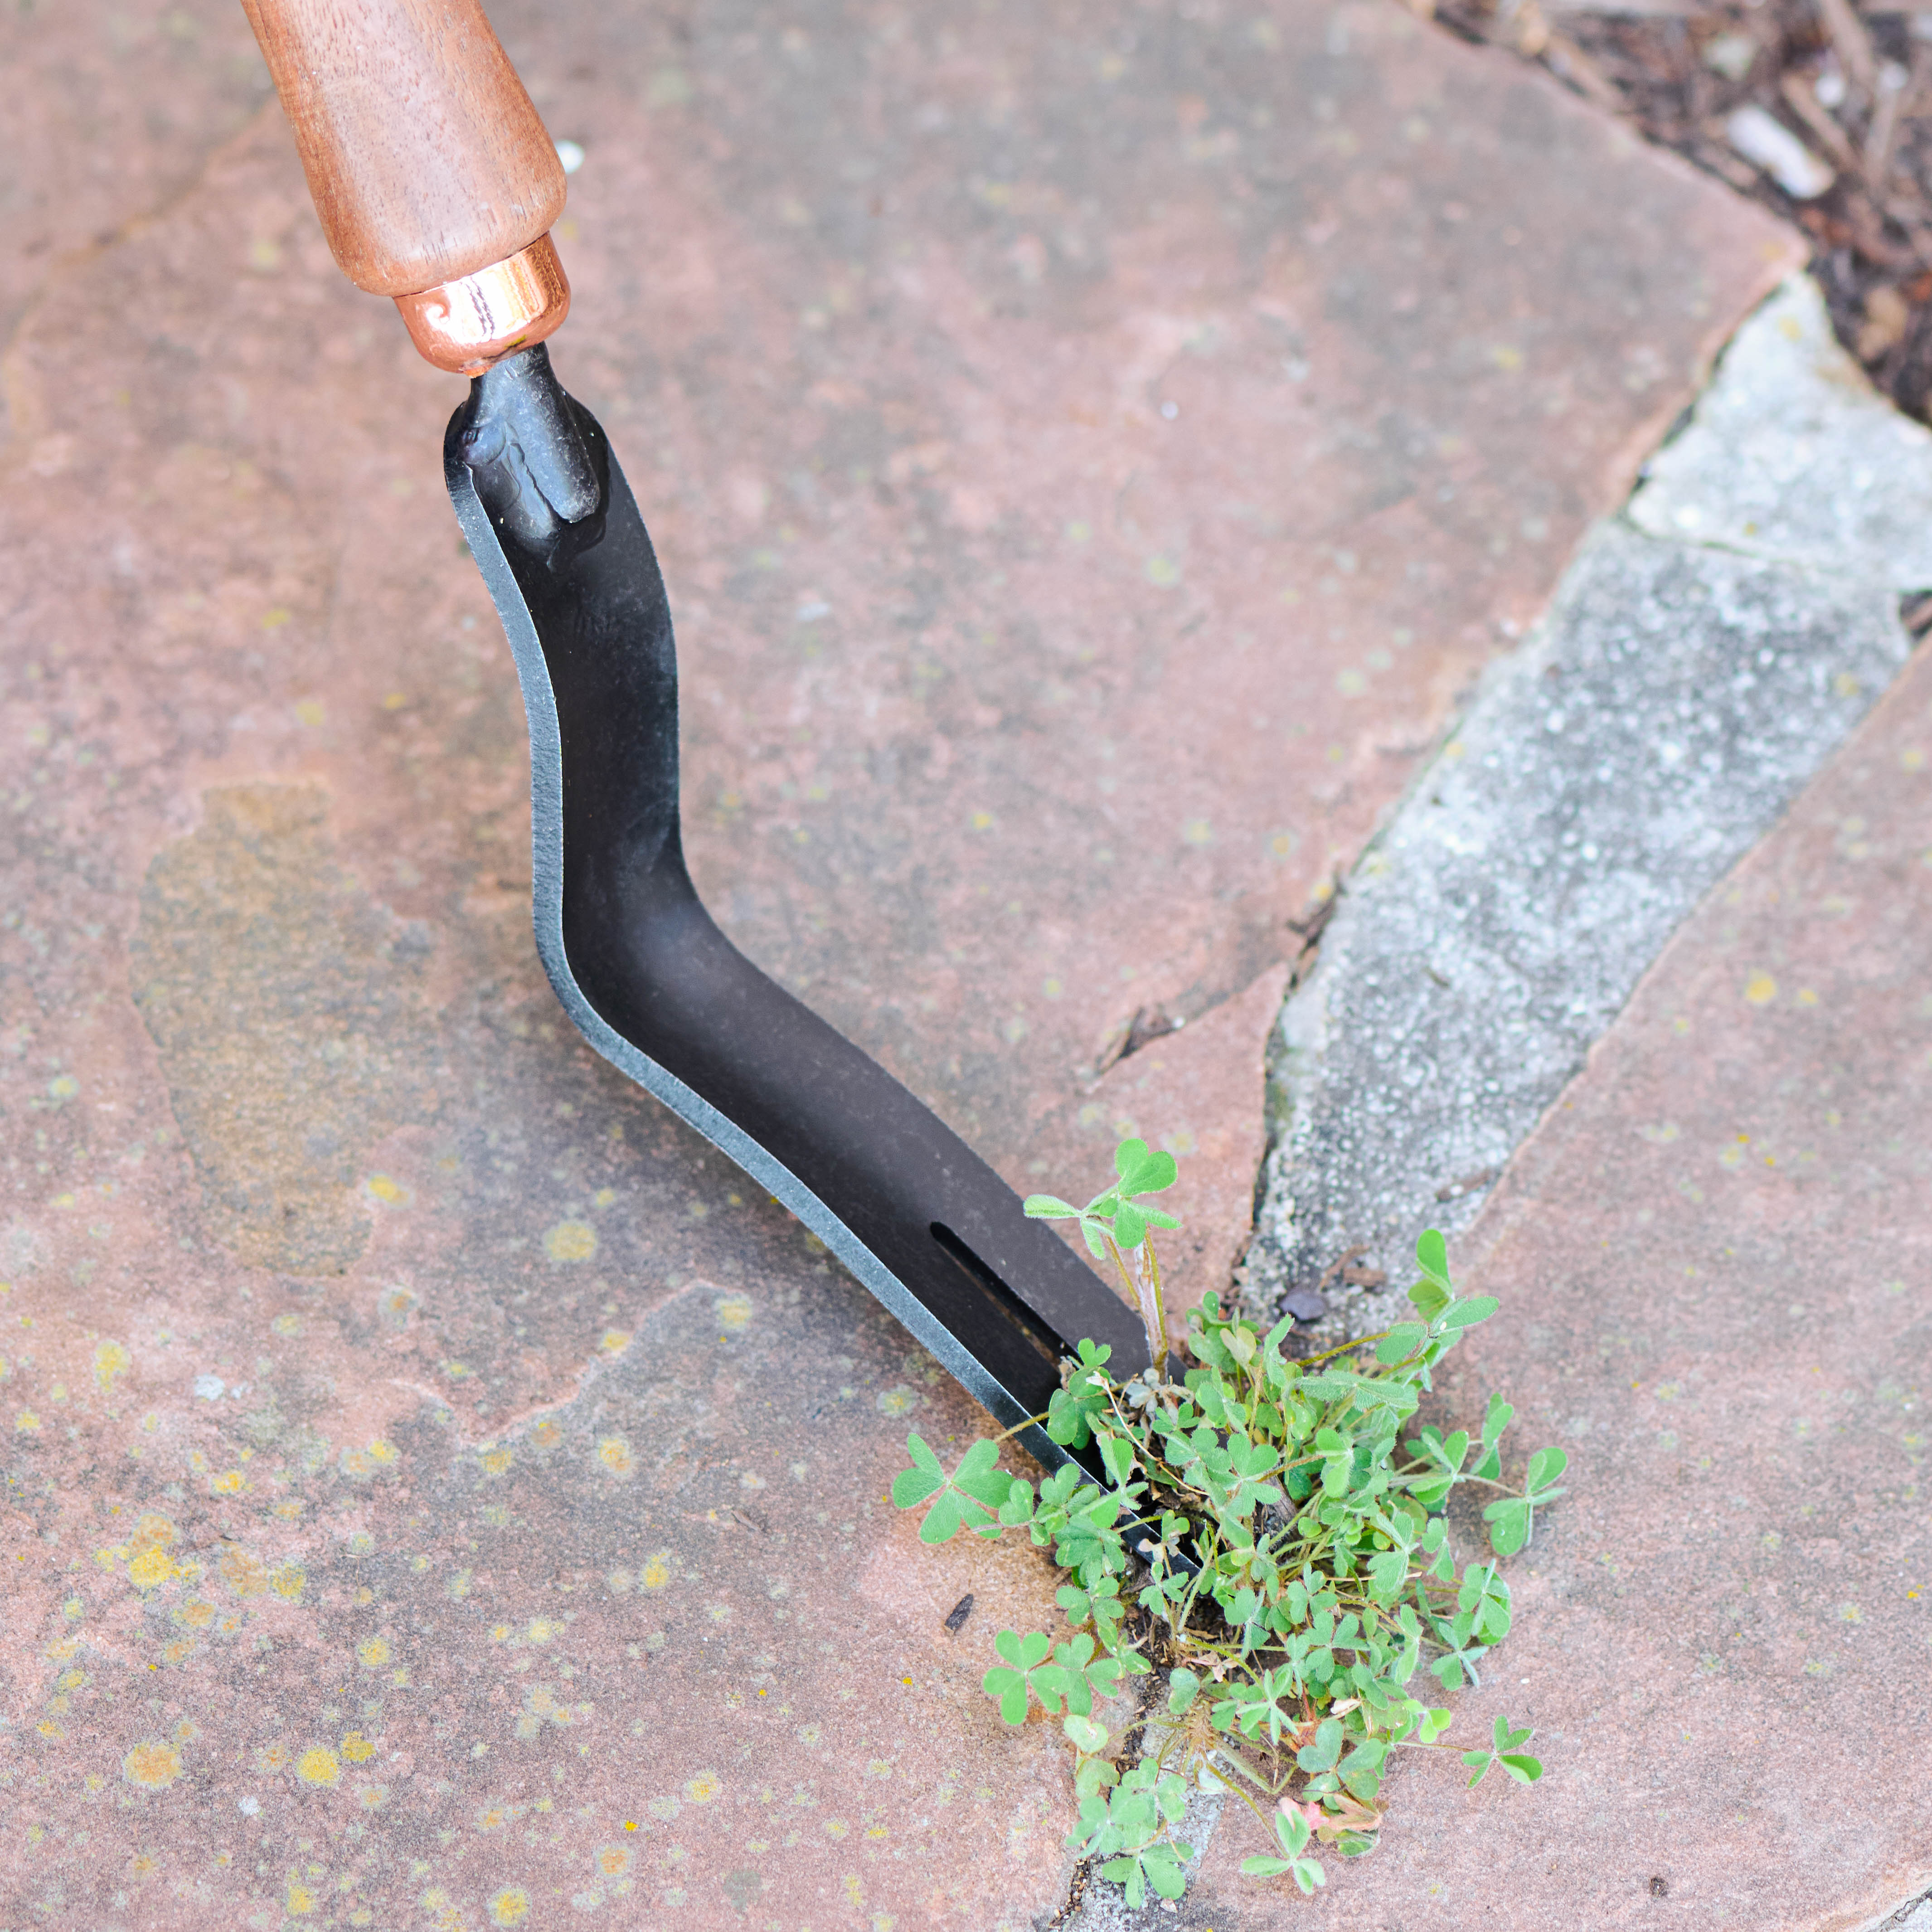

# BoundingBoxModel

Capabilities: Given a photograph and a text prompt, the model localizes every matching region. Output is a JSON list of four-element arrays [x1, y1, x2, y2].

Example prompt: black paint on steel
[[445, 346, 1165, 1525]]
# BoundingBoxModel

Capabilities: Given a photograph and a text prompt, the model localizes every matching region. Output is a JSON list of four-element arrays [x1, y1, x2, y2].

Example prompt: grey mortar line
[[1240, 272, 1928, 1345], [1057, 272, 1932, 1927], [1864, 1890, 1932, 1932]]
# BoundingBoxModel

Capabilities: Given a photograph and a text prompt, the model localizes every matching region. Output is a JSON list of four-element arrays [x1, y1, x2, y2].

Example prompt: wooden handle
[[240, 0, 566, 298]]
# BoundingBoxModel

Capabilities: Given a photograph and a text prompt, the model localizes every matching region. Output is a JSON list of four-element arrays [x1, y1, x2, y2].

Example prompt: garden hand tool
[[240, 0, 1162, 1522]]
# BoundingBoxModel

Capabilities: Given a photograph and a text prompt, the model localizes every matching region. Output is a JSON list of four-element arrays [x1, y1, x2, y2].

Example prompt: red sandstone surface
[[0, 0, 1815, 1923]]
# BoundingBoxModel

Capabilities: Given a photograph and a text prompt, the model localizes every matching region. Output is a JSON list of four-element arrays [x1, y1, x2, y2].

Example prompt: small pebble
[[1725, 105, 1833, 199], [1700, 31, 1757, 83]]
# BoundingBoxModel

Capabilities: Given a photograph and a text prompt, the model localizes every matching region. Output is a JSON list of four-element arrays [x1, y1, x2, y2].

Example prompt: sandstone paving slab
[[0, 0, 1802, 1922], [1186, 613, 1932, 1926]]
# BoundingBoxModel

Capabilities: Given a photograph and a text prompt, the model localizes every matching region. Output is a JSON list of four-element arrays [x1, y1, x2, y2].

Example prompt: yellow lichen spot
[[544, 1220, 598, 1262], [132, 1515, 174, 1561], [122, 1740, 181, 1790], [598, 1328, 632, 1357], [162, 1637, 196, 1665], [341, 1731, 376, 1763], [180, 1599, 216, 1629], [48, 1073, 80, 1101], [481, 1447, 515, 1477], [93, 1340, 131, 1393], [271, 1564, 306, 1602], [1744, 973, 1777, 1006], [128, 1547, 173, 1591], [16, 1410, 41, 1433], [826, 1816, 850, 1839], [286, 1877, 318, 1915], [296, 1747, 340, 1786], [527, 1616, 560, 1644], [271, 1314, 303, 1338], [219, 1546, 267, 1597], [684, 1769, 723, 1804], [713, 1293, 753, 1333], [210, 1469, 246, 1494], [490, 1888, 531, 1927], [597, 1845, 632, 1878], [597, 1435, 635, 1477], [357, 1637, 392, 1668], [359, 1783, 387, 1809], [365, 1174, 408, 1204], [292, 698, 324, 726], [641, 1553, 672, 1591]]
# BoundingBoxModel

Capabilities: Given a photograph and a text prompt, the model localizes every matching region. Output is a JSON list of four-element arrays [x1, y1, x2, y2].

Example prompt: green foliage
[[1067, 1762, 1195, 1908], [891, 1139, 1564, 1904], [1241, 1803, 1327, 1895], [889, 1434, 1013, 1543], [1024, 1135, 1180, 1261], [1462, 1712, 1544, 1788]]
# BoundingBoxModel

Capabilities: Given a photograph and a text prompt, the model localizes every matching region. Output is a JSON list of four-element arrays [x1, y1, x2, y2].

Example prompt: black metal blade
[[443, 346, 1153, 1504]]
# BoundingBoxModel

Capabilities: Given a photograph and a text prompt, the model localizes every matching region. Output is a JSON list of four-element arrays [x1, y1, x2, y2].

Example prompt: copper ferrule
[[394, 233, 571, 376]]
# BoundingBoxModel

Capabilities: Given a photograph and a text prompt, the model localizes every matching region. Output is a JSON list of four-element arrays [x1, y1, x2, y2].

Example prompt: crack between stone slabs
[[1238, 273, 1929, 1357], [1862, 1887, 1932, 1932], [1044, 272, 1930, 1924]]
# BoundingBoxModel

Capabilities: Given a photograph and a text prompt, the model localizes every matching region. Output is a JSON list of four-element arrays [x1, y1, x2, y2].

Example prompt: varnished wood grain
[[240, 0, 566, 296]]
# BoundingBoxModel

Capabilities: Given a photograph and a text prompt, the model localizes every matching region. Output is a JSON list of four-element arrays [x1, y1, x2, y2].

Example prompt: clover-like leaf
[[1375, 1322, 1428, 1365], [1295, 1716, 1343, 1773], [1114, 1138, 1178, 1197], [1063, 1712, 1109, 1754], [1464, 1714, 1540, 1787], [890, 1432, 1014, 1544], [981, 1627, 1055, 1725], [1483, 1496, 1531, 1558]]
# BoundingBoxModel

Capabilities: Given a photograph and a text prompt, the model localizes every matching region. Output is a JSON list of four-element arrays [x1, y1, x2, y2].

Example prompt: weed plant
[[891, 1138, 1563, 1905]]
